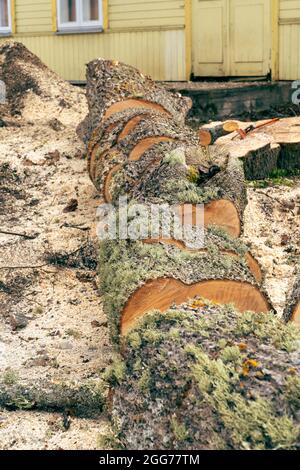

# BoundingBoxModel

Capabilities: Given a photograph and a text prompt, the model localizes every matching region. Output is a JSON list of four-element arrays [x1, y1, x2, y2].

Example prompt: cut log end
[[223, 121, 239, 133], [104, 163, 122, 202], [204, 200, 241, 238], [199, 121, 239, 146], [198, 129, 212, 147], [129, 136, 174, 161], [118, 115, 147, 142], [291, 301, 300, 326], [121, 278, 271, 335], [104, 99, 171, 121], [172, 200, 241, 238]]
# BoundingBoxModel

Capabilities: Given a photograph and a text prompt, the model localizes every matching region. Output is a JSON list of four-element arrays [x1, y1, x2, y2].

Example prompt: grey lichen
[[162, 148, 186, 166]]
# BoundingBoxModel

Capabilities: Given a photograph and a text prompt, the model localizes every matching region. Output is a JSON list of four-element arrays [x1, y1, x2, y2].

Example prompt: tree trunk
[[81, 59, 272, 344], [99, 232, 269, 342]]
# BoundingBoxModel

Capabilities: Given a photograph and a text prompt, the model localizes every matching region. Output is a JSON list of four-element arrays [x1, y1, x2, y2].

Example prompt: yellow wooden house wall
[[279, 0, 300, 79], [1, 1, 300, 81], [0, 0, 186, 81]]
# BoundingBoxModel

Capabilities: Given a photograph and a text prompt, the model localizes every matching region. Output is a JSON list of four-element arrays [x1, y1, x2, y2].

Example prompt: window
[[57, 0, 103, 32], [0, 0, 11, 34]]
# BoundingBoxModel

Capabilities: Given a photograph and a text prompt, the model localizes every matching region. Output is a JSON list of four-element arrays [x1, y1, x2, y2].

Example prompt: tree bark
[[80, 59, 192, 142], [111, 305, 300, 450]]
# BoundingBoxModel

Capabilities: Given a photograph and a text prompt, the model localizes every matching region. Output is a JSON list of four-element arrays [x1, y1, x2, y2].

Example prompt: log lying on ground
[[199, 121, 239, 146], [111, 306, 300, 450], [80, 59, 192, 142], [99, 228, 269, 342], [215, 134, 280, 180], [82, 59, 270, 345], [253, 117, 300, 171], [216, 117, 300, 174]]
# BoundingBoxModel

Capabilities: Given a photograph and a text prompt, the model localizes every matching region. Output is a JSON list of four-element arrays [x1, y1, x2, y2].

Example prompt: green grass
[[248, 168, 300, 188]]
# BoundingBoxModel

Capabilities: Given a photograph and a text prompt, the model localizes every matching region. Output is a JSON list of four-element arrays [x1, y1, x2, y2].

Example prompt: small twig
[[0, 230, 38, 240], [0, 263, 48, 271], [61, 223, 90, 231], [255, 190, 296, 216]]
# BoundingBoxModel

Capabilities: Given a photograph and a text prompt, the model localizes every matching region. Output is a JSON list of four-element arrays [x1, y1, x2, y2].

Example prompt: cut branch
[[0, 378, 106, 416]]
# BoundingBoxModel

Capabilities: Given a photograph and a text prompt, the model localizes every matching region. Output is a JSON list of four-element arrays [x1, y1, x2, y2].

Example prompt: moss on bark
[[111, 305, 300, 450], [98, 231, 268, 343], [0, 378, 107, 416]]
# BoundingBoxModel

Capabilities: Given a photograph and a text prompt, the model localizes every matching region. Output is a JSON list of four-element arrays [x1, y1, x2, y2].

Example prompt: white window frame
[[57, 0, 103, 32], [0, 0, 12, 35]]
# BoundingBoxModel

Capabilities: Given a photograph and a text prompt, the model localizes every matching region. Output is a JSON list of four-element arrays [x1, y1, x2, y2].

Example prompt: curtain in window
[[83, 0, 99, 22], [60, 0, 76, 23], [0, 0, 9, 28]]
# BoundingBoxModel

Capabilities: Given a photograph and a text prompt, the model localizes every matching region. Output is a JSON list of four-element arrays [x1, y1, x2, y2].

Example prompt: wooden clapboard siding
[[15, 0, 52, 33], [0, 0, 186, 81], [279, 0, 300, 78], [108, 0, 185, 29], [0, 28, 186, 81]]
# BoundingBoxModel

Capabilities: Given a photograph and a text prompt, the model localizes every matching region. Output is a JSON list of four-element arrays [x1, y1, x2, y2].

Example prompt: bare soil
[[0, 84, 112, 449]]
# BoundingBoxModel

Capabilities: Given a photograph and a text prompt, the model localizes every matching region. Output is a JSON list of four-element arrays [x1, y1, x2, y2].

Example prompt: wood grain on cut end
[[204, 200, 241, 238], [89, 142, 101, 180], [223, 121, 239, 133], [143, 239, 262, 284], [291, 301, 300, 326], [129, 136, 174, 161], [103, 163, 122, 202], [118, 115, 147, 142], [173, 200, 240, 238], [245, 253, 263, 284], [198, 129, 212, 146], [104, 99, 171, 120], [121, 278, 270, 335]]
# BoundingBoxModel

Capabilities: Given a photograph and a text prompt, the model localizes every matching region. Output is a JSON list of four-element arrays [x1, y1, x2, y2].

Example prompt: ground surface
[[0, 87, 112, 449], [164, 80, 272, 90], [0, 83, 299, 448]]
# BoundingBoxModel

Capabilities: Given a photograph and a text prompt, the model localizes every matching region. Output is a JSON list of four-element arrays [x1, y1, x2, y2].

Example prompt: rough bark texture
[[111, 306, 300, 450], [80, 59, 192, 142]]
